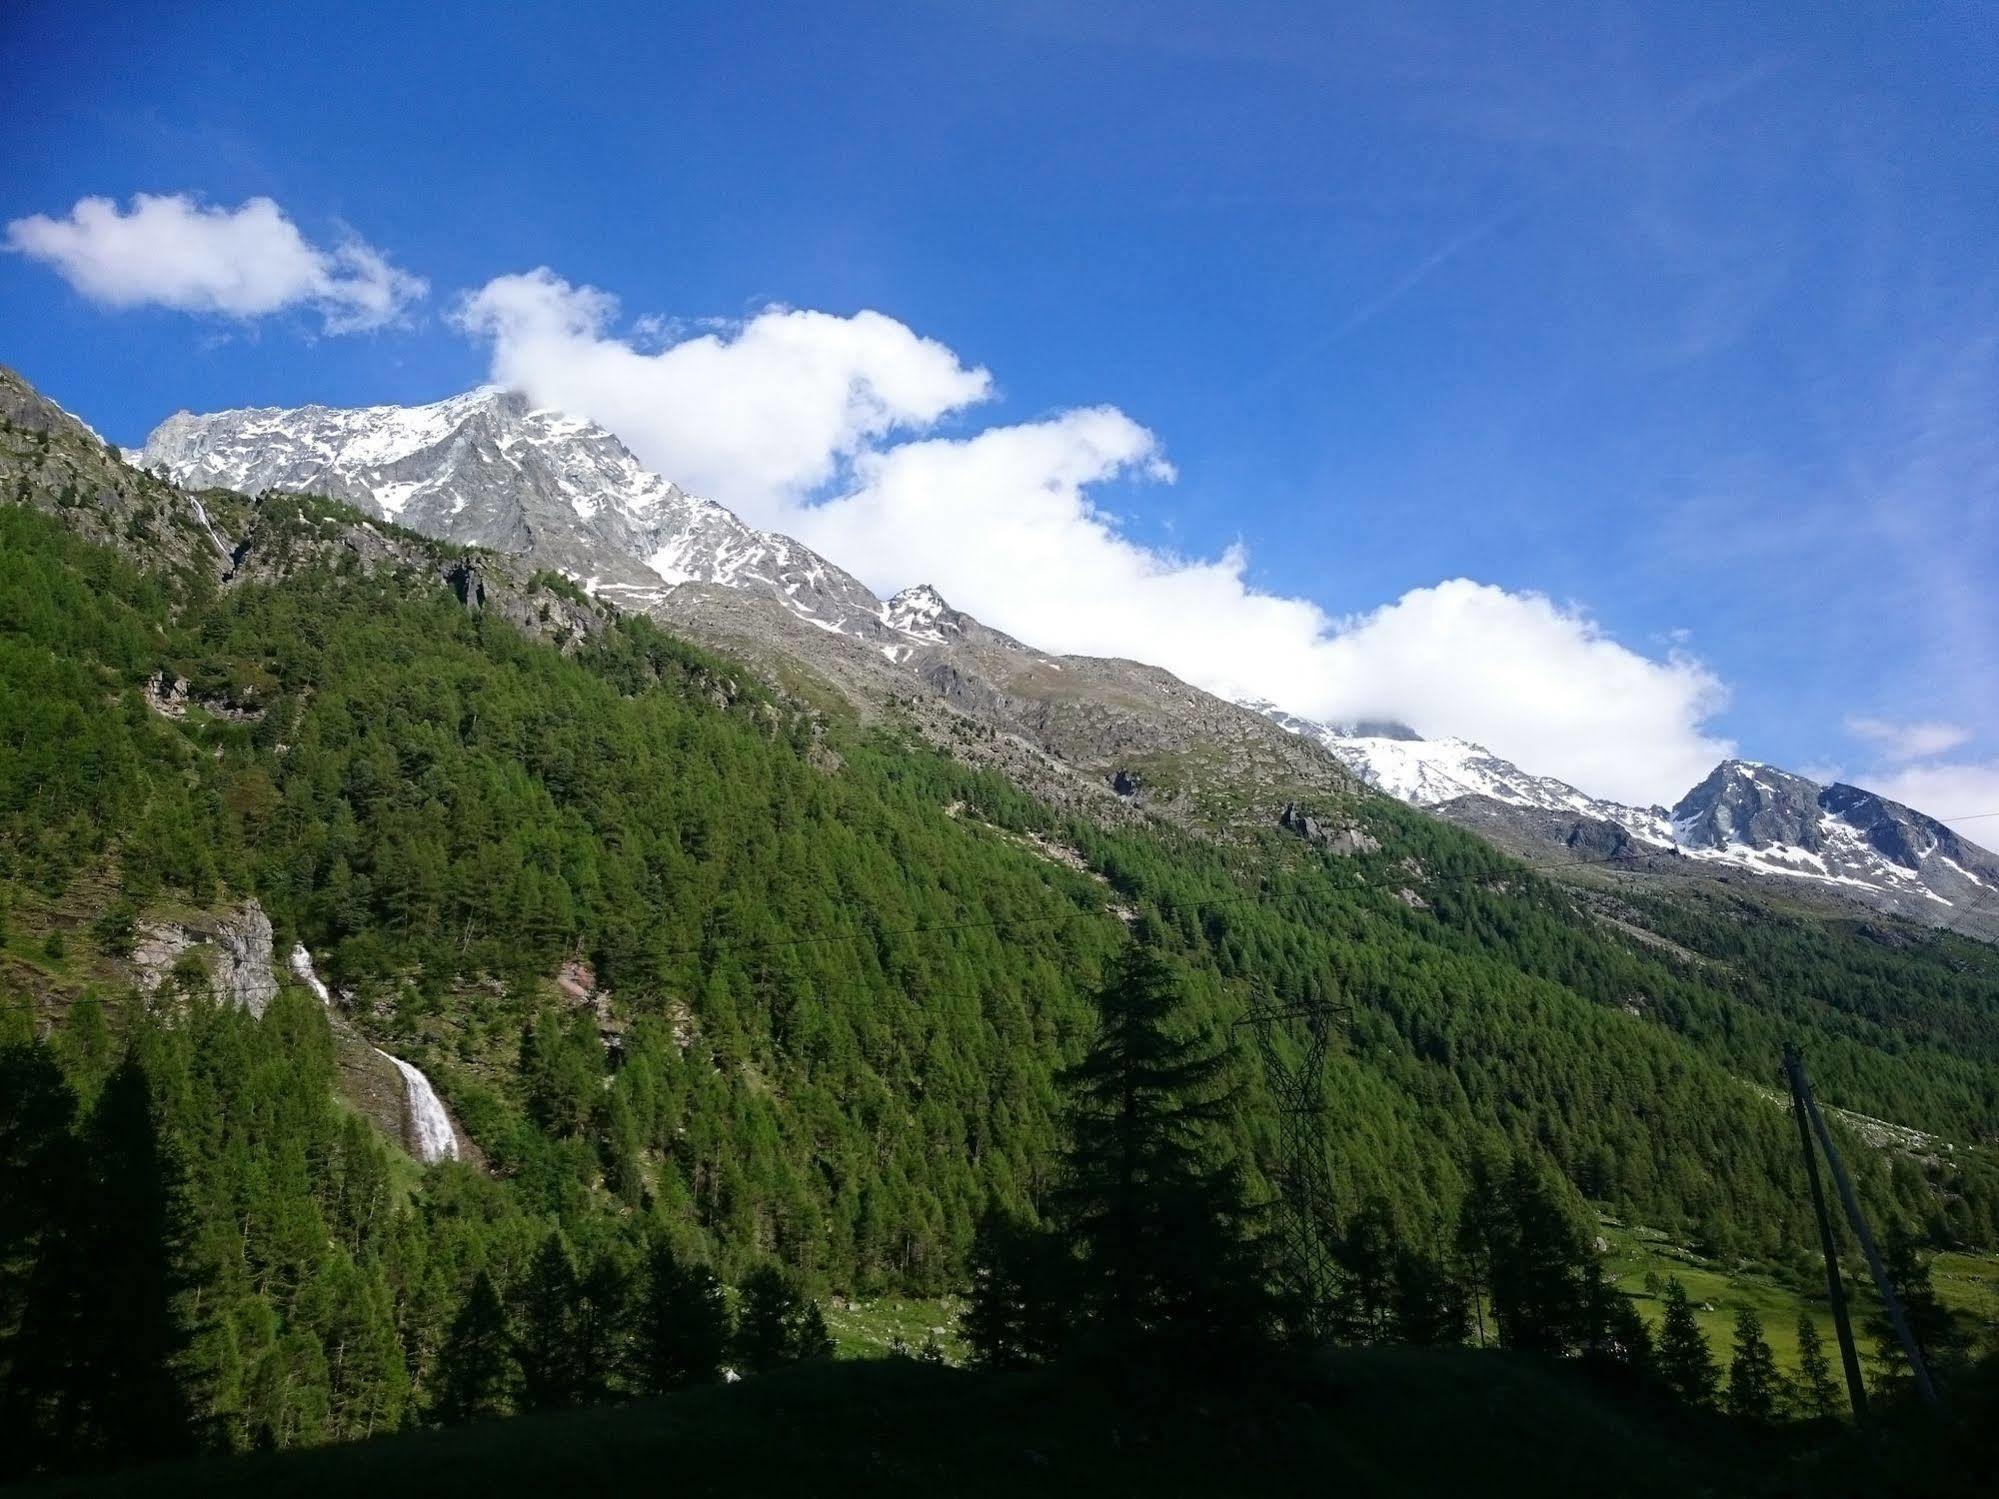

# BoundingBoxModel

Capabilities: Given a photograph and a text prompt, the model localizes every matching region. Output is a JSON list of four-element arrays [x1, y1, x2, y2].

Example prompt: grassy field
[[1599, 1217, 1999, 1379], [823, 1295, 965, 1364]]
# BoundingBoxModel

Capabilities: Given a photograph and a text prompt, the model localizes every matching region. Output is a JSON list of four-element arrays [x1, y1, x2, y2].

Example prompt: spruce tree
[[431, 1271, 514, 1425], [1656, 1278, 1718, 1409], [960, 1211, 1069, 1369], [1791, 1315, 1841, 1422], [514, 1231, 587, 1410], [1049, 936, 1278, 1378], [1725, 1306, 1782, 1424], [734, 1265, 830, 1373], [631, 1242, 731, 1391], [1488, 1155, 1592, 1357]]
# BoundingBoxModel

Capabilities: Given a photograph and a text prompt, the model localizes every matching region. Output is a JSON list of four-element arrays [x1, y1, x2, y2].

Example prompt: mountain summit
[[142, 389, 896, 643], [1247, 704, 1999, 931], [139, 384, 1996, 937]]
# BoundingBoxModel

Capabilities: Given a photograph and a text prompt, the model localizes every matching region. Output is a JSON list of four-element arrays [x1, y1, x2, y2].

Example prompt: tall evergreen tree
[[630, 1242, 731, 1392], [431, 1271, 514, 1425], [9, 1058, 195, 1468], [1867, 1224, 1965, 1395], [734, 1265, 831, 1373], [1725, 1306, 1783, 1424], [1791, 1315, 1841, 1423], [570, 1248, 631, 1406], [1488, 1156, 1593, 1358], [1049, 936, 1278, 1377], [514, 1231, 587, 1410], [959, 1210, 1069, 1370], [1578, 1270, 1654, 1388], [1657, 1278, 1719, 1410], [0, 1040, 80, 1477], [1329, 1196, 1400, 1344], [1390, 1247, 1470, 1348]]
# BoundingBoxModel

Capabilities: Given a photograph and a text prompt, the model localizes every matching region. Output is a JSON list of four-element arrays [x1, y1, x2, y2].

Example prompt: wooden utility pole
[[1787, 1049, 1942, 1412], [1784, 1046, 1869, 1421]]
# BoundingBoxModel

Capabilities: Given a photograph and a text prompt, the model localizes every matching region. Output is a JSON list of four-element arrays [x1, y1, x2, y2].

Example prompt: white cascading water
[[290, 943, 459, 1164], [288, 942, 332, 1004], [374, 1050, 461, 1164], [187, 493, 233, 563]]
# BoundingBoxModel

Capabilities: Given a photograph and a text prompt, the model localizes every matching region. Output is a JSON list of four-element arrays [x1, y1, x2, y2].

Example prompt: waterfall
[[375, 1049, 461, 1164], [288, 942, 333, 1005], [188, 493, 233, 563], [291, 943, 458, 1164]]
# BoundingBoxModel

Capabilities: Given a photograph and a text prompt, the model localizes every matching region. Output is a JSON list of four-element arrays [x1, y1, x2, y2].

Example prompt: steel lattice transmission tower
[[1237, 995, 1350, 1342]]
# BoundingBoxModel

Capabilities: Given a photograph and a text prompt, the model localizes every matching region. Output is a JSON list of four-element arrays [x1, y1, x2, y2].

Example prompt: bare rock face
[[1280, 801, 1380, 854], [130, 900, 279, 1015], [1, 363, 230, 582], [212, 903, 279, 1017]]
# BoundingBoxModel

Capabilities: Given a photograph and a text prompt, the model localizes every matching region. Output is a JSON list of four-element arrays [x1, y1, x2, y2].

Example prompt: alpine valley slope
[[144, 386, 1999, 940], [1243, 702, 1999, 938], [141, 388, 1360, 825]]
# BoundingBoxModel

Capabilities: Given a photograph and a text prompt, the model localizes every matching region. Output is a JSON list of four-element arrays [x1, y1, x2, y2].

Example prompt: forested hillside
[[3, 384, 1998, 1469]]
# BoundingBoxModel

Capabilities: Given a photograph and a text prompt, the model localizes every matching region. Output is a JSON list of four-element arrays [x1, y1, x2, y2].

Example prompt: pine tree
[[8, 1058, 195, 1467], [1488, 1156, 1592, 1357], [960, 1211, 1069, 1369], [1725, 1306, 1782, 1423], [1656, 1278, 1718, 1409], [630, 1242, 731, 1392], [1791, 1315, 1841, 1423], [1049, 936, 1278, 1377], [431, 1271, 513, 1425], [734, 1264, 830, 1373], [514, 1231, 586, 1410], [1868, 1224, 1964, 1394]]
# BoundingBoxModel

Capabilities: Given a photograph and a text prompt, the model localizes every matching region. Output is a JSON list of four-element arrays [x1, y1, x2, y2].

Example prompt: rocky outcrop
[[213, 903, 279, 1016], [1280, 801, 1380, 854], [1, 364, 231, 583], [130, 900, 278, 1015]]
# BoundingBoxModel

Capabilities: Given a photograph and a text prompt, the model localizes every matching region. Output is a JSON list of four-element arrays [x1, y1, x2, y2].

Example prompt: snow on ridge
[[1244, 697, 1988, 913]]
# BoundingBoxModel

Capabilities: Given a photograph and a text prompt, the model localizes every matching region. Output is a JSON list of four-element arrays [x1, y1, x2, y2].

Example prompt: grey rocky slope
[[143, 389, 898, 640], [129, 378, 1999, 934], [1246, 700, 1999, 936], [142, 388, 1362, 824]]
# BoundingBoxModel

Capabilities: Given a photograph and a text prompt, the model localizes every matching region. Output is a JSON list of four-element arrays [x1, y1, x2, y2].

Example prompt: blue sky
[[3, 1, 1995, 816]]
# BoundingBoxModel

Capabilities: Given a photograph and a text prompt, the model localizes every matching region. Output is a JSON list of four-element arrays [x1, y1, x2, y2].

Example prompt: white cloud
[[457, 272, 1733, 805], [1844, 716, 1972, 762], [454, 269, 992, 508], [1861, 761, 1999, 834], [4, 193, 425, 333]]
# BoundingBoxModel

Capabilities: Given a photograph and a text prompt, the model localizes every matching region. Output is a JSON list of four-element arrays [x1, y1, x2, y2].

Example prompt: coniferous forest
[[3, 415, 1999, 1493]]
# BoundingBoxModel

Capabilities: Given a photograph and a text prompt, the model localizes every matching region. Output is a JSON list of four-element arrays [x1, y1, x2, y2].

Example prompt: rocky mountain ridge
[[66, 369, 1999, 937], [1246, 701, 1999, 933], [139, 386, 1361, 824]]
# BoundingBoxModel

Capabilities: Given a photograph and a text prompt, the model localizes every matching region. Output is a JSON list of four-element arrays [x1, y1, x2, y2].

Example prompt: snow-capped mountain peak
[[882, 584, 956, 641], [1245, 701, 1998, 926], [141, 388, 903, 644]]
